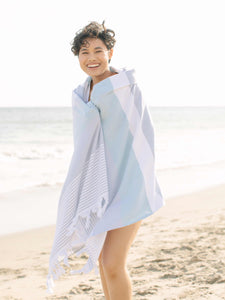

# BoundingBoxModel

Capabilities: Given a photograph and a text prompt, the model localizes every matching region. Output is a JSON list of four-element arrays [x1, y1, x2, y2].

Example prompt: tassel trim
[[46, 192, 108, 294], [66, 192, 108, 236]]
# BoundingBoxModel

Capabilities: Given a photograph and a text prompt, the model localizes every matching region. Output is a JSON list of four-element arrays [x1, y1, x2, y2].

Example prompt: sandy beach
[[0, 184, 225, 300]]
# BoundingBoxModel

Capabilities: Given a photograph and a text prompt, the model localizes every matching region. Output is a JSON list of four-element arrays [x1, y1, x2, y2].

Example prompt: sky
[[0, 0, 224, 107]]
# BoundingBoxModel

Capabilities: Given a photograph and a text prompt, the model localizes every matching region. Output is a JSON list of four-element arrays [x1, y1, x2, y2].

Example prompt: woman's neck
[[88, 70, 118, 101]]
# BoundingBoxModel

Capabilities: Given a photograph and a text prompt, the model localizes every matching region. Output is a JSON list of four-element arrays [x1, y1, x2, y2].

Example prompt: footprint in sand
[[69, 284, 94, 295], [171, 218, 179, 222], [16, 274, 26, 279], [161, 247, 179, 254], [206, 274, 223, 284], [150, 258, 173, 263], [40, 251, 48, 255], [0, 268, 23, 275], [160, 273, 180, 279], [188, 255, 202, 264], [180, 245, 193, 251], [135, 287, 158, 296]]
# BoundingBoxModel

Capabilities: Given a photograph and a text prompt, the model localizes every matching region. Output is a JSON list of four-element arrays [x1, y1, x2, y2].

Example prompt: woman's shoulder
[[110, 65, 136, 75], [109, 66, 137, 86], [72, 76, 91, 96]]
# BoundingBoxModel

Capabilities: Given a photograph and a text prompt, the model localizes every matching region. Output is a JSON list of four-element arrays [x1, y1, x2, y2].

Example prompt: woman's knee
[[99, 251, 125, 277]]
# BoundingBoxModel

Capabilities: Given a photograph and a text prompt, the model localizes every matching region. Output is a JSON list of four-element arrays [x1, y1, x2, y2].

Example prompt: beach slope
[[0, 184, 225, 299]]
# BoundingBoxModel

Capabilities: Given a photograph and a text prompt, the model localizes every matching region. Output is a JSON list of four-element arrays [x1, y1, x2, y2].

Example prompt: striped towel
[[46, 67, 165, 293]]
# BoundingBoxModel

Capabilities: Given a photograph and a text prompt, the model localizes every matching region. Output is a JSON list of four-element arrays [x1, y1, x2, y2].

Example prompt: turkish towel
[[46, 67, 165, 293]]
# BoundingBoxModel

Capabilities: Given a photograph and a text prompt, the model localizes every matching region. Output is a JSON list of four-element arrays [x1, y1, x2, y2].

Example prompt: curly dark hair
[[70, 21, 116, 56]]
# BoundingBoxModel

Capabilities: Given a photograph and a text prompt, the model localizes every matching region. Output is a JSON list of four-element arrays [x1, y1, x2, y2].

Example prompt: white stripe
[[112, 85, 155, 202]]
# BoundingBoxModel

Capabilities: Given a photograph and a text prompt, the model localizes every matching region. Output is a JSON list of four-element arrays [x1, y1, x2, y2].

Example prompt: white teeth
[[88, 64, 99, 68]]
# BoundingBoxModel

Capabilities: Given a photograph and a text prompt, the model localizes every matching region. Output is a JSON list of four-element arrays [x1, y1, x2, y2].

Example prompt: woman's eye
[[96, 50, 102, 53]]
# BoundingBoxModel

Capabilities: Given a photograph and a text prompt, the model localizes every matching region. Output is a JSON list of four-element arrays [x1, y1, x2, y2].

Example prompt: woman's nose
[[87, 53, 97, 61]]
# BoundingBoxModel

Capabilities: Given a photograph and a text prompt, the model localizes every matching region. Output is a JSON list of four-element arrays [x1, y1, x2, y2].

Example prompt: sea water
[[0, 106, 225, 234]]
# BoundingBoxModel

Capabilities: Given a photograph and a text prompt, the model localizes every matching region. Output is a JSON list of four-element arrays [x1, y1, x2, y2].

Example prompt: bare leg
[[98, 251, 110, 300], [99, 220, 142, 300]]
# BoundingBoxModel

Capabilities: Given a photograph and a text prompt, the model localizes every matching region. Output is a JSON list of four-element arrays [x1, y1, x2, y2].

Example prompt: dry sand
[[0, 184, 225, 300]]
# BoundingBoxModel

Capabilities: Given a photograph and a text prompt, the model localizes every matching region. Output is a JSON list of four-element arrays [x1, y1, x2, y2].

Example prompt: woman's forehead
[[80, 38, 106, 49]]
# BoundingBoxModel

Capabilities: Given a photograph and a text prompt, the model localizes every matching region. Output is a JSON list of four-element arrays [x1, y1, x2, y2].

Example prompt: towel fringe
[[46, 192, 108, 294], [66, 192, 108, 236]]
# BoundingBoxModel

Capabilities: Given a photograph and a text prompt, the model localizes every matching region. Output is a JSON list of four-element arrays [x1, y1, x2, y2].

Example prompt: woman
[[47, 21, 164, 300]]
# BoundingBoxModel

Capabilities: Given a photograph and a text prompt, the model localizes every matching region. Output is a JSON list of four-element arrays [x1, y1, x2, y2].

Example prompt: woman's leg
[[98, 251, 110, 300], [99, 220, 142, 300]]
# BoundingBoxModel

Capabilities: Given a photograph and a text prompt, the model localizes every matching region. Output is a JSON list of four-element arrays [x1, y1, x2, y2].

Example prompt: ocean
[[1, 106, 225, 235]]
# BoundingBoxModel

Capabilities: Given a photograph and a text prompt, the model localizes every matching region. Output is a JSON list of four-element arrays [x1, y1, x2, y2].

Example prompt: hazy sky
[[0, 0, 224, 107]]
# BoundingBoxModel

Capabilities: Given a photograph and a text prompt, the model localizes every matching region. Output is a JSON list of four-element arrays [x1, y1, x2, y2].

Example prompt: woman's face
[[78, 38, 113, 83]]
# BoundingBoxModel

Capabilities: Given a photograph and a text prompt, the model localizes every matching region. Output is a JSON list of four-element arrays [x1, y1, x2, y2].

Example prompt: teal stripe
[[91, 79, 153, 221]]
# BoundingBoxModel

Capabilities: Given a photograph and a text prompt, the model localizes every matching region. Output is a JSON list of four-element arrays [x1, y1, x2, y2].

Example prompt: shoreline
[[0, 184, 225, 299], [1, 166, 225, 237]]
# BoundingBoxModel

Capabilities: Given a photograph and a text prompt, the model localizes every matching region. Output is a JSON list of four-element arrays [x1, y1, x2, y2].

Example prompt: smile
[[87, 64, 100, 68]]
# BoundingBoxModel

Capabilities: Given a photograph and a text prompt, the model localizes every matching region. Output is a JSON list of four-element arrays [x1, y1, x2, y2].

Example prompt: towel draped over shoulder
[[46, 67, 165, 293]]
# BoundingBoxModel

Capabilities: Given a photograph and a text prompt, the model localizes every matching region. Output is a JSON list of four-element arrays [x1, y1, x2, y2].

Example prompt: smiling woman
[[71, 21, 116, 56], [78, 38, 116, 93], [71, 21, 117, 97], [47, 21, 164, 300]]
